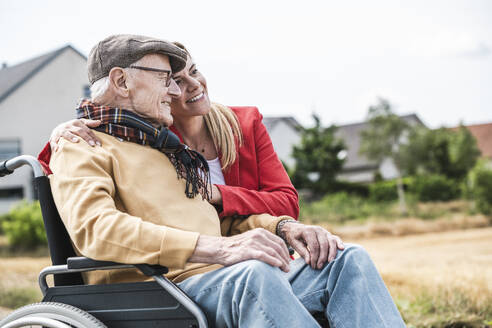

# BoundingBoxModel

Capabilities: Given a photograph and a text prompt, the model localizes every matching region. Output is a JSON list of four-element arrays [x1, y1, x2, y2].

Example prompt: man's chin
[[160, 115, 173, 127]]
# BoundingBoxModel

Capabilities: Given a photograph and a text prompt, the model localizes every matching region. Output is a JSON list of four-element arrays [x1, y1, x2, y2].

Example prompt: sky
[[1, 0, 491, 128]]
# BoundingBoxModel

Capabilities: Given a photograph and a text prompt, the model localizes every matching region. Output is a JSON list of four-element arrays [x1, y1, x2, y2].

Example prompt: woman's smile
[[187, 92, 204, 103]]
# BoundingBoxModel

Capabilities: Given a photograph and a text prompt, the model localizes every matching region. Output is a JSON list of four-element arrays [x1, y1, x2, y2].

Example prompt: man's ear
[[108, 67, 129, 98]]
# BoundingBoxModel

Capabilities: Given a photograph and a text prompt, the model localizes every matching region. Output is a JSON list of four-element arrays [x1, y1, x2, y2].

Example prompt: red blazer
[[171, 106, 299, 219], [38, 106, 299, 219]]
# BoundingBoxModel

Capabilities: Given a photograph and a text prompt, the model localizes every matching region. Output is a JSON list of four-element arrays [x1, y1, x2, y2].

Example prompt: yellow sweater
[[50, 131, 288, 284]]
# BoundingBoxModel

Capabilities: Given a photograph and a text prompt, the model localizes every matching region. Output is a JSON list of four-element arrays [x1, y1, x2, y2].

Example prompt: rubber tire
[[0, 302, 107, 328]]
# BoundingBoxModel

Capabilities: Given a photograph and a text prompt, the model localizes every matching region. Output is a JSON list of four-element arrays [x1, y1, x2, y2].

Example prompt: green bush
[[469, 165, 492, 215], [410, 174, 460, 202], [369, 177, 413, 202], [0, 212, 9, 234], [1, 200, 47, 248], [300, 192, 392, 223], [332, 181, 370, 197], [369, 181, 398, 202]]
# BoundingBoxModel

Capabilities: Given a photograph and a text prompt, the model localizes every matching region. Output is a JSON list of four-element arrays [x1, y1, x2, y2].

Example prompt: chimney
[[1, 62, 7, 69]]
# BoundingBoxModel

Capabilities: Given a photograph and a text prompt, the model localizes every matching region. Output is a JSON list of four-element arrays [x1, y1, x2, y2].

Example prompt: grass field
[[354, 227, 492, 327], [1, 228, 491, 327]]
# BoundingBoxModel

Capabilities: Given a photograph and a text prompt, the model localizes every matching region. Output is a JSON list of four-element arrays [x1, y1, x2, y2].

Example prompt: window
[[0, 139, 21, 161], [0, 187, 23, 198]]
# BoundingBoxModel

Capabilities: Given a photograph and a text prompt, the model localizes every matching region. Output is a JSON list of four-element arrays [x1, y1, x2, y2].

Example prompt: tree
[[400, 127, 451, 176], [291, 114, 346, 194], [401, 125, 480, 181], [448, 126, 481, 180], [359, 98, 410, 214]]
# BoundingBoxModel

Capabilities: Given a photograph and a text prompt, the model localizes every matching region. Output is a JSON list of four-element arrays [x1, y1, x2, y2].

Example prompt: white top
[[207, 157, 226, 185]]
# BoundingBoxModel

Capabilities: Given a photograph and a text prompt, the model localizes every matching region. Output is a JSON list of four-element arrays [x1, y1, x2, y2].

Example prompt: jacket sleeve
[[220, 214, 292, 237], [37, 141, 53, 175], [216, 109, 299, 219], [49, 140, 199, 269]]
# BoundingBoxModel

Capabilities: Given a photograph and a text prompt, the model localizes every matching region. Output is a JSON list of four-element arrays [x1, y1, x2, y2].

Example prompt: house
[[0, 45, 88, 213], [452, 122, 492, 164], [262, 116, 302, 169], [464, 122, 492, 165], [335, 114, 425, 183]]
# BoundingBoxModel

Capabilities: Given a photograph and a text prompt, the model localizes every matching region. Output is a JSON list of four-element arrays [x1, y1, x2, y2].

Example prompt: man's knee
[[334, 243, 373, 271], [340, 243, 368, 257], [239, 259, 283, 277], [333, 243, 369, 265], [231, 260, 287, 289]]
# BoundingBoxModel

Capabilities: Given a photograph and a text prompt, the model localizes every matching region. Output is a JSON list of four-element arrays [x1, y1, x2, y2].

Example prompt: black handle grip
[[0, 160, 13, 177]]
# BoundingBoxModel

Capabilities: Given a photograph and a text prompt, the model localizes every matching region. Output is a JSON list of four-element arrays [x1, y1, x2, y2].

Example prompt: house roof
[[452, 122, 492, 159], [262, 116, 302, 132], [0, 45, 86, 104], [336, 114, 425, 170]]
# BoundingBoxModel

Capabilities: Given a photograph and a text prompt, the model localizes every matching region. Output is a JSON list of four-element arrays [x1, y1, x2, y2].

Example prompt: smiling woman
[[38, 41, 299, 219]]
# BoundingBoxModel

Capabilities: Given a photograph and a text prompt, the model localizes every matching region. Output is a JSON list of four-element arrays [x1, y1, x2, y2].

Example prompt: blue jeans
[[178, 244, 406, 328]]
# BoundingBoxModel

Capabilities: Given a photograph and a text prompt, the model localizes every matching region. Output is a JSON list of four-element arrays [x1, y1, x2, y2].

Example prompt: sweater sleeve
[[49, 140, 199, 269], [220, 213, 293, 237], [217, 108, 299, 219]]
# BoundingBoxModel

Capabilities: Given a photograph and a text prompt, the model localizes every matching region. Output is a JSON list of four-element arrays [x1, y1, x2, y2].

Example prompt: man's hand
[[281, 222, 344, 270], [189, 229, 291, 272], [50, 119, 102, 152]]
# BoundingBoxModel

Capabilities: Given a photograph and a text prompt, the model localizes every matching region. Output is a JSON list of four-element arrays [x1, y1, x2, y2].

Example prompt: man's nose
[[167, 79, 181, 98]]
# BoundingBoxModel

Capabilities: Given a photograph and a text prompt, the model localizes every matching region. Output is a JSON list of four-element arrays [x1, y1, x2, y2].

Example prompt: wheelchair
[[0, 155, 208, 328]]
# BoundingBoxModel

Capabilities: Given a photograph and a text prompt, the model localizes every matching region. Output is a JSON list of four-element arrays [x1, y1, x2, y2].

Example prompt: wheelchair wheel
[[0, 302, 106, 328]]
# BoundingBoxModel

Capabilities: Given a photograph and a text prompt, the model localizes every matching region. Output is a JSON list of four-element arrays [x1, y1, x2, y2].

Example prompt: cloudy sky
[[1, 0, 491, 128]]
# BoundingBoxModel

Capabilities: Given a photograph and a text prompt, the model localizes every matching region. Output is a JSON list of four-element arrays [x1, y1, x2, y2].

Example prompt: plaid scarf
[[76, 99, 210, 200]]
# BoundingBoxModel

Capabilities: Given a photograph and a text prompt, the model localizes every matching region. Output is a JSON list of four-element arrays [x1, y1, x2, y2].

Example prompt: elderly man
[[49, 34, 405, 327]]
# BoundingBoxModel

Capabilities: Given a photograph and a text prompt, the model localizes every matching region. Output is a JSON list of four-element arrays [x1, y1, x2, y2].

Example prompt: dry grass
[[324, 214, 490, 240], [0, 228, 491, 327], [0, 257, 51, 290], [0, 257, 50, 311], [354, 227, 492, 327]]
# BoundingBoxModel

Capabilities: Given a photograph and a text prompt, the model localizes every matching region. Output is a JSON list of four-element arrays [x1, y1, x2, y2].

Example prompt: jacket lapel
[[169, 126, 183, 142]]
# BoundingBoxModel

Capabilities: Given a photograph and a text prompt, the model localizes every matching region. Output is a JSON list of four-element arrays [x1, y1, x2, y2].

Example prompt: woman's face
[[170, 55, 211, 119]]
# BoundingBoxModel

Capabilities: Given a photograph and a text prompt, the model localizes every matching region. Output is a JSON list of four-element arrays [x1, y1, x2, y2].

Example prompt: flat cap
[[87, 34, 187, 84]]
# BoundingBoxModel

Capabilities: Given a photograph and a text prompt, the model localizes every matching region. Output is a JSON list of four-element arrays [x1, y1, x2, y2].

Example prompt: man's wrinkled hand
[[281, 222, 344, 269], [190, 228, 291, 272]]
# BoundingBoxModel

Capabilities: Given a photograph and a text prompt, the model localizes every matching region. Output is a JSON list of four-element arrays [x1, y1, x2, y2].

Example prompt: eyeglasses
[[128, 65, 172, 87]]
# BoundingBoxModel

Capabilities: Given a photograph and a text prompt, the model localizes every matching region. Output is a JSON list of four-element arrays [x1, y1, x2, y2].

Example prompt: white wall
[[379, 157, 399, 180], [267, 121, 300, 169], [337, 170, 376, 183], [0, 48, 87, 212]]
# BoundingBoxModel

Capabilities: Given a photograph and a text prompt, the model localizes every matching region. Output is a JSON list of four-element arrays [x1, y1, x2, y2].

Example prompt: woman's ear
[[108, 67, 129, 98]]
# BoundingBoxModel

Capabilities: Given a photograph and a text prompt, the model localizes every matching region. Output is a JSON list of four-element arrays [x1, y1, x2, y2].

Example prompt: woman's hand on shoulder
[[50, 119, 102, 152]]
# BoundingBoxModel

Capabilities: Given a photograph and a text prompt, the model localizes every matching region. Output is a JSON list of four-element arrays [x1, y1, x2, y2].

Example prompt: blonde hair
[[205, 102, 243, 170], [172, 41, 243, 170]]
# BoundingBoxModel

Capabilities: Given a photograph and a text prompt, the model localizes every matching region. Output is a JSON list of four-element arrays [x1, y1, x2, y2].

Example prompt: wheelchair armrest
[[67, 257, 169, 276], [135, 264, 169, 276], [67, 257, 120, 269]]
